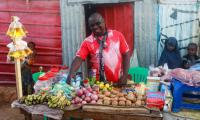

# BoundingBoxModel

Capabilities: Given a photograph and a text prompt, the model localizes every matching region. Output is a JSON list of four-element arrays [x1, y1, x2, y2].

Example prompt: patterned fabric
[[76, 30, 129, 82]]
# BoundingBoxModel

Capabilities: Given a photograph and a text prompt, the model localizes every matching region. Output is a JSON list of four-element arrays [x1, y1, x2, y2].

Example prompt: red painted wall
[[0, 0, 62, 85], [96, 3, 134, 54]]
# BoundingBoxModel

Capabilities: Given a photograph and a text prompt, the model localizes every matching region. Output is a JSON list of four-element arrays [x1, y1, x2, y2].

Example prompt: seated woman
[[182, 43, 200, 69], [158, 37, 182, 69]]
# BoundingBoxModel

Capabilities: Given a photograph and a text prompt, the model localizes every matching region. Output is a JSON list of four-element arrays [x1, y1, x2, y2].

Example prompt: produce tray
[[82, 104, 150, 114]]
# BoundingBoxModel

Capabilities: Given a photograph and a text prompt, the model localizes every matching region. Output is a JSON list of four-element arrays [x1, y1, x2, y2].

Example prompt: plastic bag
[[33, 76, 53, 93], [51, 82, 74, 100]]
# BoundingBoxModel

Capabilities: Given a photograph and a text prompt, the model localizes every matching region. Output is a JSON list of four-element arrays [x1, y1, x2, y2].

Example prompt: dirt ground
[[0, 102, 24, 120], [0, 102, 44, 120], [0, 86, 44, 120]]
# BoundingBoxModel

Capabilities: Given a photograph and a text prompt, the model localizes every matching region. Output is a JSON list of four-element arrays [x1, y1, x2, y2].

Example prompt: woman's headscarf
[[158, 37, 182, 69]]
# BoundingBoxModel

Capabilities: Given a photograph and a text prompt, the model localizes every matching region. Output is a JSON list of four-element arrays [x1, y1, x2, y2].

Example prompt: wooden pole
[[15, 58, 23, 99]]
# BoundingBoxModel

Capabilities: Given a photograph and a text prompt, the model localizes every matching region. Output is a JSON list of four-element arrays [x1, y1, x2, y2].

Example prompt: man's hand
[[66, 75, 71, 84], [67, 56, 83, 84]]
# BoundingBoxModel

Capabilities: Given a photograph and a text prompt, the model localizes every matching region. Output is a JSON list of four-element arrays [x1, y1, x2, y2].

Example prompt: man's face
[[188, 45, 197, 56], [88, 16, 105, 37]]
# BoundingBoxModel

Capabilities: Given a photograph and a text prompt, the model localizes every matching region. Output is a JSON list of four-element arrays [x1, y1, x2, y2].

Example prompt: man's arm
[[119, 51, 130, 85], [67, 56, 83, 83]]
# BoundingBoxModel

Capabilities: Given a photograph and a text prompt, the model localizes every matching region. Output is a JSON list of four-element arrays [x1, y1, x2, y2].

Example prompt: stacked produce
[[48, 90, 71, 109], [97, 89, 146, 107], [71, 86, 99, 105], [19, 90, 71, 109], [19, 94, 49, 106]]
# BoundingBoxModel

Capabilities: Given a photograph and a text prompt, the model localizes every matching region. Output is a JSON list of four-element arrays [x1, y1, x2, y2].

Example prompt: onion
[[85, 96, 91, 103], [82, 101, 87, 104], [92, 91, 97, 95], [83, 89, 89, 95], [76, 89, 83, 97], [81, 94, 86, 99], [91, 94, 98, 101], [87, 87, 93, 92], [71, 100, 75, 104], [74, 97, 81, 104], [82, 87, 86, 91], [91, 100, 96, 104], [93, 85, 99, 92], [86, 92, 92, 97]]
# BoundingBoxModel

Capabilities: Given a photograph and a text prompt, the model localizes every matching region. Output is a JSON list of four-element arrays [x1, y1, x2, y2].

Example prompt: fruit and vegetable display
[[19, 67, 147, 111]]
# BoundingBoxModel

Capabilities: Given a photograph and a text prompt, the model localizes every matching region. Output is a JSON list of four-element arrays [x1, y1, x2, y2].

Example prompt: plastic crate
[[128, 67, 148, 84], [171, 78, 200, 112], [146, 92, 165, 110]]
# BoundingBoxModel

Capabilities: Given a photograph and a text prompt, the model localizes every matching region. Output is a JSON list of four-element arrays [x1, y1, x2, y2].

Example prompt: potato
[[118, 101, 125, 106], [111, 90, 119, 95], [135, 100, 142, 106], [137, 95, 143, 100], [97, 99, 103, 102], [110, 94, 116, 98], [131, 97, 137, 103], [141, 101, 145, 105], [141, 96, 146, 101], [104, 100, 111, 105], [126, 100, 132, 106], [110, 97, 118, 101], [119, 97, 126, 101], [131, 103, 136, 107], [111, 100, 118, 106], [104, 91, 111, 97], [117, 93, 124, 97], [103, 97, 111, 101], [126, 93, 135, 101], [97, 100, 103, 104], [98, 94, 105, 99]]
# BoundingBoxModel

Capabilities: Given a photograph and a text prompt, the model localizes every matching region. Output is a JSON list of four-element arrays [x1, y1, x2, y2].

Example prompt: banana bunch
[[48, 91, 71, 109], [19, 94, 49, 106]]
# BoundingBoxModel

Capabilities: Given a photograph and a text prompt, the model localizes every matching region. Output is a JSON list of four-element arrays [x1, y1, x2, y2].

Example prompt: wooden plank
[[15, 59, 23, 98], [82, 104, 150, 114], [0, 12, 61, 26], [0, 0, 59, 13], [64, 110, 162, 120]]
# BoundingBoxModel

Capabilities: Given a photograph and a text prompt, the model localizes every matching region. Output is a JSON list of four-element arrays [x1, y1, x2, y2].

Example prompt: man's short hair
[[188, 42, 198, 49], [88, 12, 104, 23]]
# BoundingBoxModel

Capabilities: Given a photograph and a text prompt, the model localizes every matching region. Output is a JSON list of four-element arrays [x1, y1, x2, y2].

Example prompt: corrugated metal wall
[[134, 0, 158, 67], [60, 0, 86, 67], [0, 0, 62, 85], [158, 2, 200, 58], [67, 0, 140, 4]]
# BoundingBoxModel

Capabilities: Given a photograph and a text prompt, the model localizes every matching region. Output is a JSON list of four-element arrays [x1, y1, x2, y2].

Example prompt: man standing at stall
[[67, 12, 130, 86]]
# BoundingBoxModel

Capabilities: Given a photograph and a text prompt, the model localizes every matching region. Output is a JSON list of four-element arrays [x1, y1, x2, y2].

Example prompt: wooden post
[[15, 58, 23, 99]]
